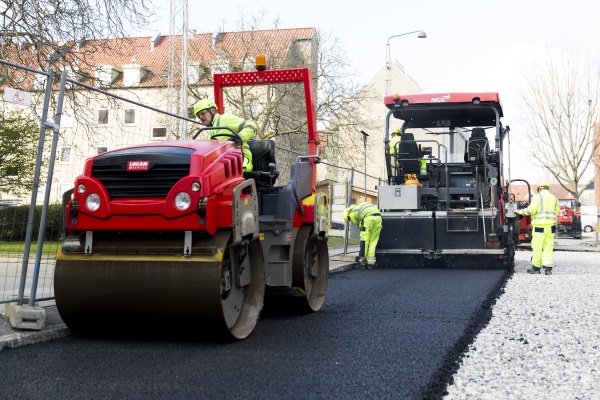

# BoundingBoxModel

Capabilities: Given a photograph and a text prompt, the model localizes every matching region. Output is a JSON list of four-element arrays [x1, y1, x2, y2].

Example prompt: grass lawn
[[0, 238, 357, 254], [0, 241, 61, 255], [328, 236, 360, 246]]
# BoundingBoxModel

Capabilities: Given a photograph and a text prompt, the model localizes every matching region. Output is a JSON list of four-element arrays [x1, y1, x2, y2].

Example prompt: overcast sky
[[140, 0, 600, 183]]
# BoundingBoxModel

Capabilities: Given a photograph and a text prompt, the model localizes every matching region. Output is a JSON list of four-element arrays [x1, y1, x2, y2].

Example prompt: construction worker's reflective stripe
[[352, 203, 379, 228], [238, 120, 257, 133], [356, 203, 373, 221], [212, 115, 257, 139], [532, 193, 559, 225]]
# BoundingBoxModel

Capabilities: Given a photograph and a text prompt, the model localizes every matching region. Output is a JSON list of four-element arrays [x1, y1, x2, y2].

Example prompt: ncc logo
[[431, 95, 451, 103], [126, 161, 150, 171]]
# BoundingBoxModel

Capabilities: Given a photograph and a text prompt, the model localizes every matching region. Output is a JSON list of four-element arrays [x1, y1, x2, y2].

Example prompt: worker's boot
[[366, 255, 376, 270], [355, 241, 366, 269], [356, 257, 367, 269], [544, 267, 553, 275], [527, 266, 541, 274]]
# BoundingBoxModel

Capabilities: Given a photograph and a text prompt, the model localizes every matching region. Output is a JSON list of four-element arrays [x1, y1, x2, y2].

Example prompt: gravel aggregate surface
[[444, 250, 600, 399]]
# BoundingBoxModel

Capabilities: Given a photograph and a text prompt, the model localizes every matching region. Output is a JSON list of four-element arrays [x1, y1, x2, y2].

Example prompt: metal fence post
[[16, 68, 54, 306], [28, 70, 67, 306], [343, 167, 355, 255]]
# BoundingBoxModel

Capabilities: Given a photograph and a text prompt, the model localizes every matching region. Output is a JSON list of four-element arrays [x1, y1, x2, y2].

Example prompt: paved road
[[2, 237, 598, 398], [0, 263, 508, 399]]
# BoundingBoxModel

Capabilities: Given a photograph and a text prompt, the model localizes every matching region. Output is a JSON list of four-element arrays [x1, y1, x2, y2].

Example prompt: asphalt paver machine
[[55, 61, 329, 340], [377, 92, 518, 269]]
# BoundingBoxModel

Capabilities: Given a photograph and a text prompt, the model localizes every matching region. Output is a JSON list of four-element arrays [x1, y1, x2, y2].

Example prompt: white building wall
[[326, 62, 423, 200]]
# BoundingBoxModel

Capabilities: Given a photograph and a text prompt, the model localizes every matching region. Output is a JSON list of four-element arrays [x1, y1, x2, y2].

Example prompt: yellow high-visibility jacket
[[519, 189, 559, 227]]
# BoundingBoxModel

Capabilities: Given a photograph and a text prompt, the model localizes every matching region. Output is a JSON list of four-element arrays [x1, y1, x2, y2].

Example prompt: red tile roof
[[1, 28, 316, 89]]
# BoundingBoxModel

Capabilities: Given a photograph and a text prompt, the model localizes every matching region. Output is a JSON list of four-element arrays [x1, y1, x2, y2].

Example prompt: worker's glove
[[514, 210, 524, 218]]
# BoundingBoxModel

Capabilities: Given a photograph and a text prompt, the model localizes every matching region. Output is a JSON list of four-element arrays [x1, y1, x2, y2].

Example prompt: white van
[[580, 206, 599, 232]]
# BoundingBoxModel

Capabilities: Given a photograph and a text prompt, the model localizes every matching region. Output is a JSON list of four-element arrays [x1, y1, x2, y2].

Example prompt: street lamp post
[[361, 130, 370, 202], [386, 30, 427, 95]]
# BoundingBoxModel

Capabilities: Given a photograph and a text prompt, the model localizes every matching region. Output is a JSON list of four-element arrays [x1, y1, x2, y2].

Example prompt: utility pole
[[385, 30, 427, 95], [361, 130, 370, 202]]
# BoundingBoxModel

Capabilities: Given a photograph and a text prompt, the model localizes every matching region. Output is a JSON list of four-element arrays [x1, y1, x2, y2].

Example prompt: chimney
[[76, 38, 87, 51], [212, 31, 222, 48], [150, 31, 161, 51]]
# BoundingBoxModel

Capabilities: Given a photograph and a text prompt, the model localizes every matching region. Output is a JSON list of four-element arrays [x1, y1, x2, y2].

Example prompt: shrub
[[0, 203, 65, 242]]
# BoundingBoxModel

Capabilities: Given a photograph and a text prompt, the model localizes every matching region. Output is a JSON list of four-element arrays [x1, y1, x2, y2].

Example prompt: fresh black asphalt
[[0, 267, 510, 399]]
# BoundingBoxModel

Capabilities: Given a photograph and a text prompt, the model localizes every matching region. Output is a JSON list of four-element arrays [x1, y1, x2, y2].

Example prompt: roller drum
[[54, 232, 265, 340]]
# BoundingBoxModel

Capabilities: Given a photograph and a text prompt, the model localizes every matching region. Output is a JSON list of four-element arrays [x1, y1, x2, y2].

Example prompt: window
[[57, 183, 73, 199], [96, 146, 108, 154], [152, 127, 167, 140], [4, 165, 19, 177], [59, 147, 72, 164], [123, 108, 136, 124], [61, 109, 74, 128], [36, 185, 46, 200], [4, 130, 19, 145], [97, 108, 108, 125], [187, 106, 195, 119]]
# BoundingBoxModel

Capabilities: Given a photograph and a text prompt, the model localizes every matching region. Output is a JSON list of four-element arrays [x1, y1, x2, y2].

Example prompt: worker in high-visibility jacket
[[419, 157, 427, 175], [194, 99, 257, 172], [388, 129, 402, 178], [515, 181, 560, 275], [389, 129, 402, 157], [343, 202, 382, 269]]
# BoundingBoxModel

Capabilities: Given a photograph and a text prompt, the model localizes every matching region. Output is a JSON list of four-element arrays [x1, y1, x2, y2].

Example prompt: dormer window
[[63, 67, 86, 87], [187, 62, 204, 84], [95, 65, 119, 87], [33, 74, 46, 90], [122, 64, 147, 86]]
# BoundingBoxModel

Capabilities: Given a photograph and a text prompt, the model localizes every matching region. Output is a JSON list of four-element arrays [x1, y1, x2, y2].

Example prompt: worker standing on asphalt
[[515, 181, 560, 275], [194, 99, 257, 172], [343, 202, 382, 269]]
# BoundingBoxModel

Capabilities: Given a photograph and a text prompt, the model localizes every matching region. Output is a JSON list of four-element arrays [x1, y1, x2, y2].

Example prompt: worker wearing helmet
[[388, 129, 402, 178], [389, 129, 402, 157], [193, 99, 257, 172], [515, 181, 560, 275], [342, 202, 382, 269]]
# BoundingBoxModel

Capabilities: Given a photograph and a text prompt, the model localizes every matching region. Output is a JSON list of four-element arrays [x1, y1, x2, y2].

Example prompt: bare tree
[[0, 0, 155, 70], [521, 47, 600, 200], [1, 0, 158, 145], [187, 9, 377, 164]]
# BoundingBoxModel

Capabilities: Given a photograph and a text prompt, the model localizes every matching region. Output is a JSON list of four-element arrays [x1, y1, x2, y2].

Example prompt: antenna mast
[[167, 0, 189, 139]]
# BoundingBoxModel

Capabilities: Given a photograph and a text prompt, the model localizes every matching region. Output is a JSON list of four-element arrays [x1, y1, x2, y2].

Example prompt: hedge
[[0, 203, 65, 242]]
